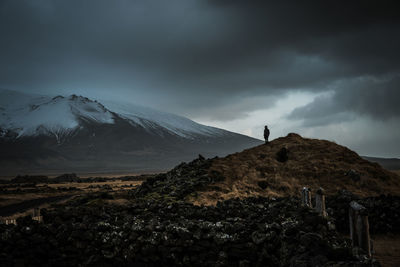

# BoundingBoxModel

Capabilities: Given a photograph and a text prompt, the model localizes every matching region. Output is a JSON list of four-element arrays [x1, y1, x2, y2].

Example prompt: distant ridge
[[362, 156, 400, 170]]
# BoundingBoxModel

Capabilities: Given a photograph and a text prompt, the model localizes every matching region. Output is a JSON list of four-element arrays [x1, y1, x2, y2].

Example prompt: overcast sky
[[1, 0, 399, 157]]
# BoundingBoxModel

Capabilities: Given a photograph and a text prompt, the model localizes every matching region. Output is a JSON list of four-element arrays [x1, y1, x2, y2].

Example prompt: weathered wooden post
[[349, 201, 371, 257], [349, 203, 358, 246], [357, 208, 371, 257], [32, 208, 42, 222], [33, 208, 40, 217], [315, 187, 327, 217], [5, 219, 16, 225], [301, 187, 312, 208]]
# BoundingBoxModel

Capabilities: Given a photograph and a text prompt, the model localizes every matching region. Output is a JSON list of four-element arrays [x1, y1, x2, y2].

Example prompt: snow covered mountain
[[0, 89, 262, 175], [0, 89, 224, 140], [0, 90, 114, 140]]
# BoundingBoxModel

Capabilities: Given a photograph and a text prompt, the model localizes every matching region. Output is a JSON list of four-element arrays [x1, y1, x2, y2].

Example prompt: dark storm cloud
[[0, 0, 399, 120], [288, 75, 400, 126]]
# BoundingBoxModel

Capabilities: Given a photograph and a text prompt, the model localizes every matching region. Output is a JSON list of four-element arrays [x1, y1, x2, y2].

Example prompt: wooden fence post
[[301, 187, 312, 208], [349, 204, 358, 247], [315, 187, 327, 217], [33, 208, 40, 217], [32, 208, 42, 223], [349, 201, 371, 257]]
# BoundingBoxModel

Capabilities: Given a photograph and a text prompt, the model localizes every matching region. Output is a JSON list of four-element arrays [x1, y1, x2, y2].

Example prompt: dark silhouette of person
[[264, 125, 270, 143]]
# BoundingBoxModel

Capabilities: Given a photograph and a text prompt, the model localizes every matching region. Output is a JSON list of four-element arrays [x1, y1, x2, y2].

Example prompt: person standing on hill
[[264, 125, 270, 144]]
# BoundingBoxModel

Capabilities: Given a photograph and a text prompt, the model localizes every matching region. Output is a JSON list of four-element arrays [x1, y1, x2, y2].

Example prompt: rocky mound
[[133, 155, 223, 201], [133, 133, 400, 206], [196, 133, 400, 205], [0, 197, 378, 266], [52, 173, 80, 183]]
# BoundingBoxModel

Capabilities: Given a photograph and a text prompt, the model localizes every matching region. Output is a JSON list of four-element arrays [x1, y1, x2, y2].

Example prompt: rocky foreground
[[1, 189, 400, 266], [1, 135, 400, 266]]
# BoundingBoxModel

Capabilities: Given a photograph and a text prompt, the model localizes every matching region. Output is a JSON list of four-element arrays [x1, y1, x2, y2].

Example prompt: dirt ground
[[373, 234, 400, 267]]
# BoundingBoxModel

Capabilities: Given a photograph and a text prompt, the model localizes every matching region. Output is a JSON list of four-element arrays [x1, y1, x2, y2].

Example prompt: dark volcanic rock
[[2, 153, 392, 267], [276, 147, 289, 163], [326, 190, 400, 234], [257, 181, 269, 190], [53, 173, 80, 183], [133, 155, 223, 201], [0, 196, 378, 266]]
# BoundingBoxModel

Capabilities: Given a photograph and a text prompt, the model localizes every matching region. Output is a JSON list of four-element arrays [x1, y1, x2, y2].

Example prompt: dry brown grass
[[0, 180, 142, 222], [0, 180, 141, 207], [191, 133, 400, 205], [43, 180, 141, 191]]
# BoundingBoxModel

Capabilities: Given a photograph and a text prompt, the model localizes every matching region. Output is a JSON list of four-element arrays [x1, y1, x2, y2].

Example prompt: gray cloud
[[1, 1, 399, 112], [0, 0, 400, 156], [288, 75, 400, 126]]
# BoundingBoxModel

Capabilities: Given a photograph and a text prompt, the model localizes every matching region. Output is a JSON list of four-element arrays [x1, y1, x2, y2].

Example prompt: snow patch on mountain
[[102, 100, 225, 138]]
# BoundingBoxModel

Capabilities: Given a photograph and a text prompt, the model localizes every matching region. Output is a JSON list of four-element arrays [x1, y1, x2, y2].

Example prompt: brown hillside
[[192, 133, 400, 205]]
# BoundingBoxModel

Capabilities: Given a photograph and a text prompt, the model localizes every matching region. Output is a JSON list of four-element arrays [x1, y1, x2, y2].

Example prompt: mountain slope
[[0, 89, 262, 176], [102, 100, 224, 139]]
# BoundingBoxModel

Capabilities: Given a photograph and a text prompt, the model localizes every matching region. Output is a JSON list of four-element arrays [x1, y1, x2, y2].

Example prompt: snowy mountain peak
[[0, 90, 226, 140], [0, 90, 114, 138]]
